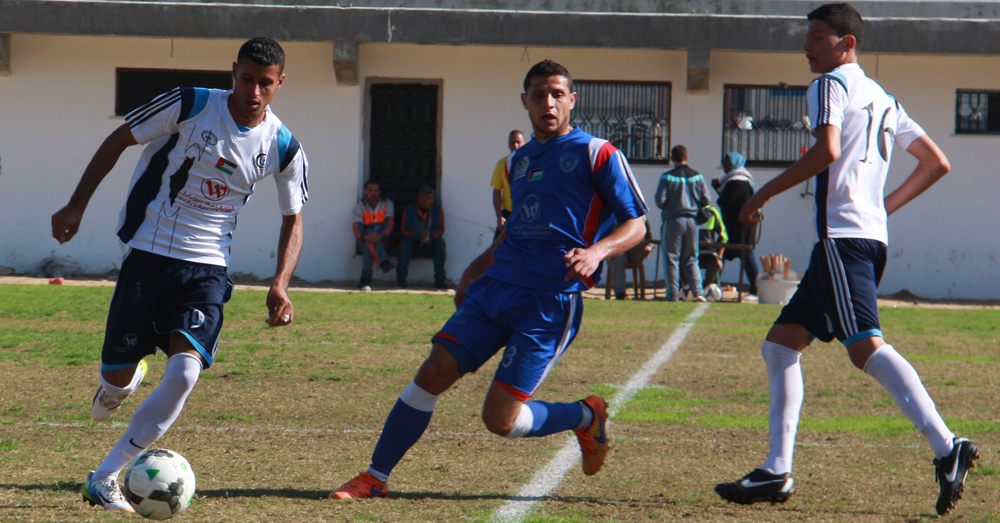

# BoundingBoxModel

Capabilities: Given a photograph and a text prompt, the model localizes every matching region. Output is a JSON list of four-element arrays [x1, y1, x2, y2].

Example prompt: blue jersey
[[485, 127, 648, 292]]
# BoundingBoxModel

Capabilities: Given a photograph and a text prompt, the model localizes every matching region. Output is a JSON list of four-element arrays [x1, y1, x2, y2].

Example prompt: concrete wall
[[1, 34, 997, 297]]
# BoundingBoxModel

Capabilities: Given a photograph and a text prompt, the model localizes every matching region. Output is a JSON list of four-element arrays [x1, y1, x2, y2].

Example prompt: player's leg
[[829, 240, 976, 514], [489, 289, 609, 475], [716, 243, 835, 505], [661, 218, 683, 301], [332, 279, 508, 499], [680, 218, 704, 300]]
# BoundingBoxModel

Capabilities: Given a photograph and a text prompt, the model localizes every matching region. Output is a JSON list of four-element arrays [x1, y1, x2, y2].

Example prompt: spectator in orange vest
[[354, 180, 395, 288]]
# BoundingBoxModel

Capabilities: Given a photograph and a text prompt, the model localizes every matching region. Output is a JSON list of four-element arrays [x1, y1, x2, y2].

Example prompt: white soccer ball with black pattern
[[122, 448, 196, 520]]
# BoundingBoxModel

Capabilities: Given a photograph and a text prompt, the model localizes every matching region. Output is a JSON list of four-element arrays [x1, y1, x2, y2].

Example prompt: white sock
[[93, 353, 202, 481], [96, 364, 146, 401], [504, 404, 534, 438], [864, 345, 955, 458], [365, 467, 389, 483], [576, 401, 594, 430], [760, 341, 804, 475]]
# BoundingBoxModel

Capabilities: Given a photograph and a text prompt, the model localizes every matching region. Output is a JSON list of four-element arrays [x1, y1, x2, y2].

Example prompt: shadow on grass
[[199, 488, 331, 500], [0, 481, 80, 492], [197, 488, 615, 505]]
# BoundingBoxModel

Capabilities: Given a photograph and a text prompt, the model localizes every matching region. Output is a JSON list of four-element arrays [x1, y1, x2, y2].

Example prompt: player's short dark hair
[[807, 3, 864, 52], [417, 185, 436, 198], [237, 37, 286, 71], [523, 60, 574, 92], [509, 130, 525, 138], [671, 145, 688, 163], [364, 179, 380, 190]]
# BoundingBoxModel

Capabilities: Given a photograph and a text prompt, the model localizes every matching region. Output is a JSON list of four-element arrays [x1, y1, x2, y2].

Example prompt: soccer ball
[[122, 448, 196, 520], [705, 283, 723, 302]]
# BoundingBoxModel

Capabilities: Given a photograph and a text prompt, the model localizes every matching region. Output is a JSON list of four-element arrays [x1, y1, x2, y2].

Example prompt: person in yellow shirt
[[490, 130, 526, 239]]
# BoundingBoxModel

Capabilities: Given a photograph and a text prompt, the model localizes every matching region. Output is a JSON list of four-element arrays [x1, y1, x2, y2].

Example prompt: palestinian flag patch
[[528, 169, 544, 182], [215, 157, 237, 175]]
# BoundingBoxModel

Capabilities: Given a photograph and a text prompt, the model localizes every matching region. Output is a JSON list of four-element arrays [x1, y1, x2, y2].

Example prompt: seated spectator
[[397, 185, 446, 289], [609, 216, 653, 300], [354, 180, 395, 288], [711, 151, 760, 297], [697, 205, 728, 289]]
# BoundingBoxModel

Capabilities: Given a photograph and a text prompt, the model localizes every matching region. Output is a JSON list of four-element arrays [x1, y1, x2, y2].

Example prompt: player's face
[[508, 133, 526, 152], [803, 20, 855, 74], [231, 59, 285, 124], [364, 183, 380, 204], [521, 75, 576, 141]]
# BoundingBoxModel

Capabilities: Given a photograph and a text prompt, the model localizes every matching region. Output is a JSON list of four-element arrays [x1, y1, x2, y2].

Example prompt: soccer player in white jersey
[[714, 4, 977, 516], [51, 37, 308, 513]]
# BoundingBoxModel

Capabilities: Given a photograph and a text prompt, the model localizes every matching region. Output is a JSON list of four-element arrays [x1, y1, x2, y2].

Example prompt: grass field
[[0, 284, 998, 522]]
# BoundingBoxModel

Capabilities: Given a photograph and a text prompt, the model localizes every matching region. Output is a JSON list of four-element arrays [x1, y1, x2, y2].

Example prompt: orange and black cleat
[[575, 395, 610, 476], [330, 472, 389, 500]]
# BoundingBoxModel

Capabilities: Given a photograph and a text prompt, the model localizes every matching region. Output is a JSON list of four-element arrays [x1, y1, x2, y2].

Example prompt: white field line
[[489, 302, 711, 523]]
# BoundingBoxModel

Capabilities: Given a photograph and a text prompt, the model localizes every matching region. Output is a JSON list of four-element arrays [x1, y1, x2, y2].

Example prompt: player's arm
[[884, 135, 950, 216], [492, 189, 504, 228], [52, 123, 138, 243], [266, 212, 304, 327], [564, 216, 645, 282], [739, 124, 841, 225]]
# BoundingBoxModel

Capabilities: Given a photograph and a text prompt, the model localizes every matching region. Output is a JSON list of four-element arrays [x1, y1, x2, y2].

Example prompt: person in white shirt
[[714, 4, 977, 517], [52, 37, 307, 513]]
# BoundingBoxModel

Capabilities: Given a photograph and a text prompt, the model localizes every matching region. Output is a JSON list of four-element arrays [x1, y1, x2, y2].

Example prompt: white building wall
[[1, 35, 997, 298]]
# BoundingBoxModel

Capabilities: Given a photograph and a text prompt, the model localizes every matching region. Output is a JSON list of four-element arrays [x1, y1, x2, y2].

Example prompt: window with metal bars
[[115, 68, 232, 116], [722, 84, 811, 168], [955, 90, 1000, 134], [570, 81, 671, 163]]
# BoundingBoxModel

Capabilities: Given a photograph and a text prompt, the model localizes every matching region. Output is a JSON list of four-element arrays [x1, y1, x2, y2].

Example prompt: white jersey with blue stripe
[[484, 127, 648, 293], [118, 88, 308, 266], [808, 63, 925, 245]]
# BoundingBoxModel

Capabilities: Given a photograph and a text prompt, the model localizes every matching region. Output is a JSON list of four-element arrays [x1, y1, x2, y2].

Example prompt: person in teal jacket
[[397, 185, 446, 288]]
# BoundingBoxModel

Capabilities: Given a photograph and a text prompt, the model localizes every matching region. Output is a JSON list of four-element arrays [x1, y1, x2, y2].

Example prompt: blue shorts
[[101, 249, 233, 370], [433, 277, 583, 400], [775, 238, 886, 346]]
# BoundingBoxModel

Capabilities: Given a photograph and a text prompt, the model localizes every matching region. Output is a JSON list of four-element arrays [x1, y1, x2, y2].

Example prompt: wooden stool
[[605, 262, 647, 300]]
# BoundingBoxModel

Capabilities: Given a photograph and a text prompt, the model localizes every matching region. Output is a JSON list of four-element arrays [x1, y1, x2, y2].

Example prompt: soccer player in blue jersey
[[331, 60, 649, 499], [51, 37, 308, 512], [714, 4, 977, 516]]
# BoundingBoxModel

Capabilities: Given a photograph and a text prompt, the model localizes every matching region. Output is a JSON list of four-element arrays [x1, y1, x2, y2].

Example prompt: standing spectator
[[655, 145, 711, 302], [609, 216, 653, 300], [712, 151, 760, 298], [353, 180, 395, 289], [491, 130, 526, 238], [397, 185, 446, 288]]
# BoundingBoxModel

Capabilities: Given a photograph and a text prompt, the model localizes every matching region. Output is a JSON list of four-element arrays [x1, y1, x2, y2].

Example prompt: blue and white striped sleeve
[[125, 87, 209, 145], [273, 124, 309, 216], [808, 74, 848, 132]]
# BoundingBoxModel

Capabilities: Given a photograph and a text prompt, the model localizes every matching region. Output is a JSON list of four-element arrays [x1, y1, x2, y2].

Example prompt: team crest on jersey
[[512, 157, 530, 180], [185, 129, 218, 161], [559, 153, 580, 173], [201, 178, 231, 201], [252, 152, 270, 177], [215, 157, 238, 176], [528, 169, 544, 182], [520, 194, 542, 222], [123, 334, 138, 348]]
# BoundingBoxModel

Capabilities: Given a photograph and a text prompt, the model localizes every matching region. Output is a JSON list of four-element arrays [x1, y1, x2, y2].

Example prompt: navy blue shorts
[[101, 249, 233, 370], [775, 238, 886, 346], [432, 277, 583, 400]]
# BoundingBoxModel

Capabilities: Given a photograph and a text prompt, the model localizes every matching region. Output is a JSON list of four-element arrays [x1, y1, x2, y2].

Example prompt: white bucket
[[758, 279, 801, 305]]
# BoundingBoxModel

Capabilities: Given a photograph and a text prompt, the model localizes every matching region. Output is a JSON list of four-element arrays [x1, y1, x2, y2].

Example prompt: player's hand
[[739, 192, 768, 226], [711, 178, 722, 190], [563, 247, 603, 282], [265, 286, 294, 328], [52, 205, 84, 244], [643, 244, 653, 259]]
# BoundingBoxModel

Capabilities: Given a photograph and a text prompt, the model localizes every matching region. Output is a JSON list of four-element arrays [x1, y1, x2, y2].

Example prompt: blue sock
[[524, 401, 584, 437], [369, 396, 435, 477]]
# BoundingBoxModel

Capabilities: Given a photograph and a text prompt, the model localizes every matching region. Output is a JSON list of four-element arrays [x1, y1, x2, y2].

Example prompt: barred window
[[955, 90, 1000, 134], [116, 68, 232, 116], [570, 82, 671, 163], [722, 85, 811, 168]]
